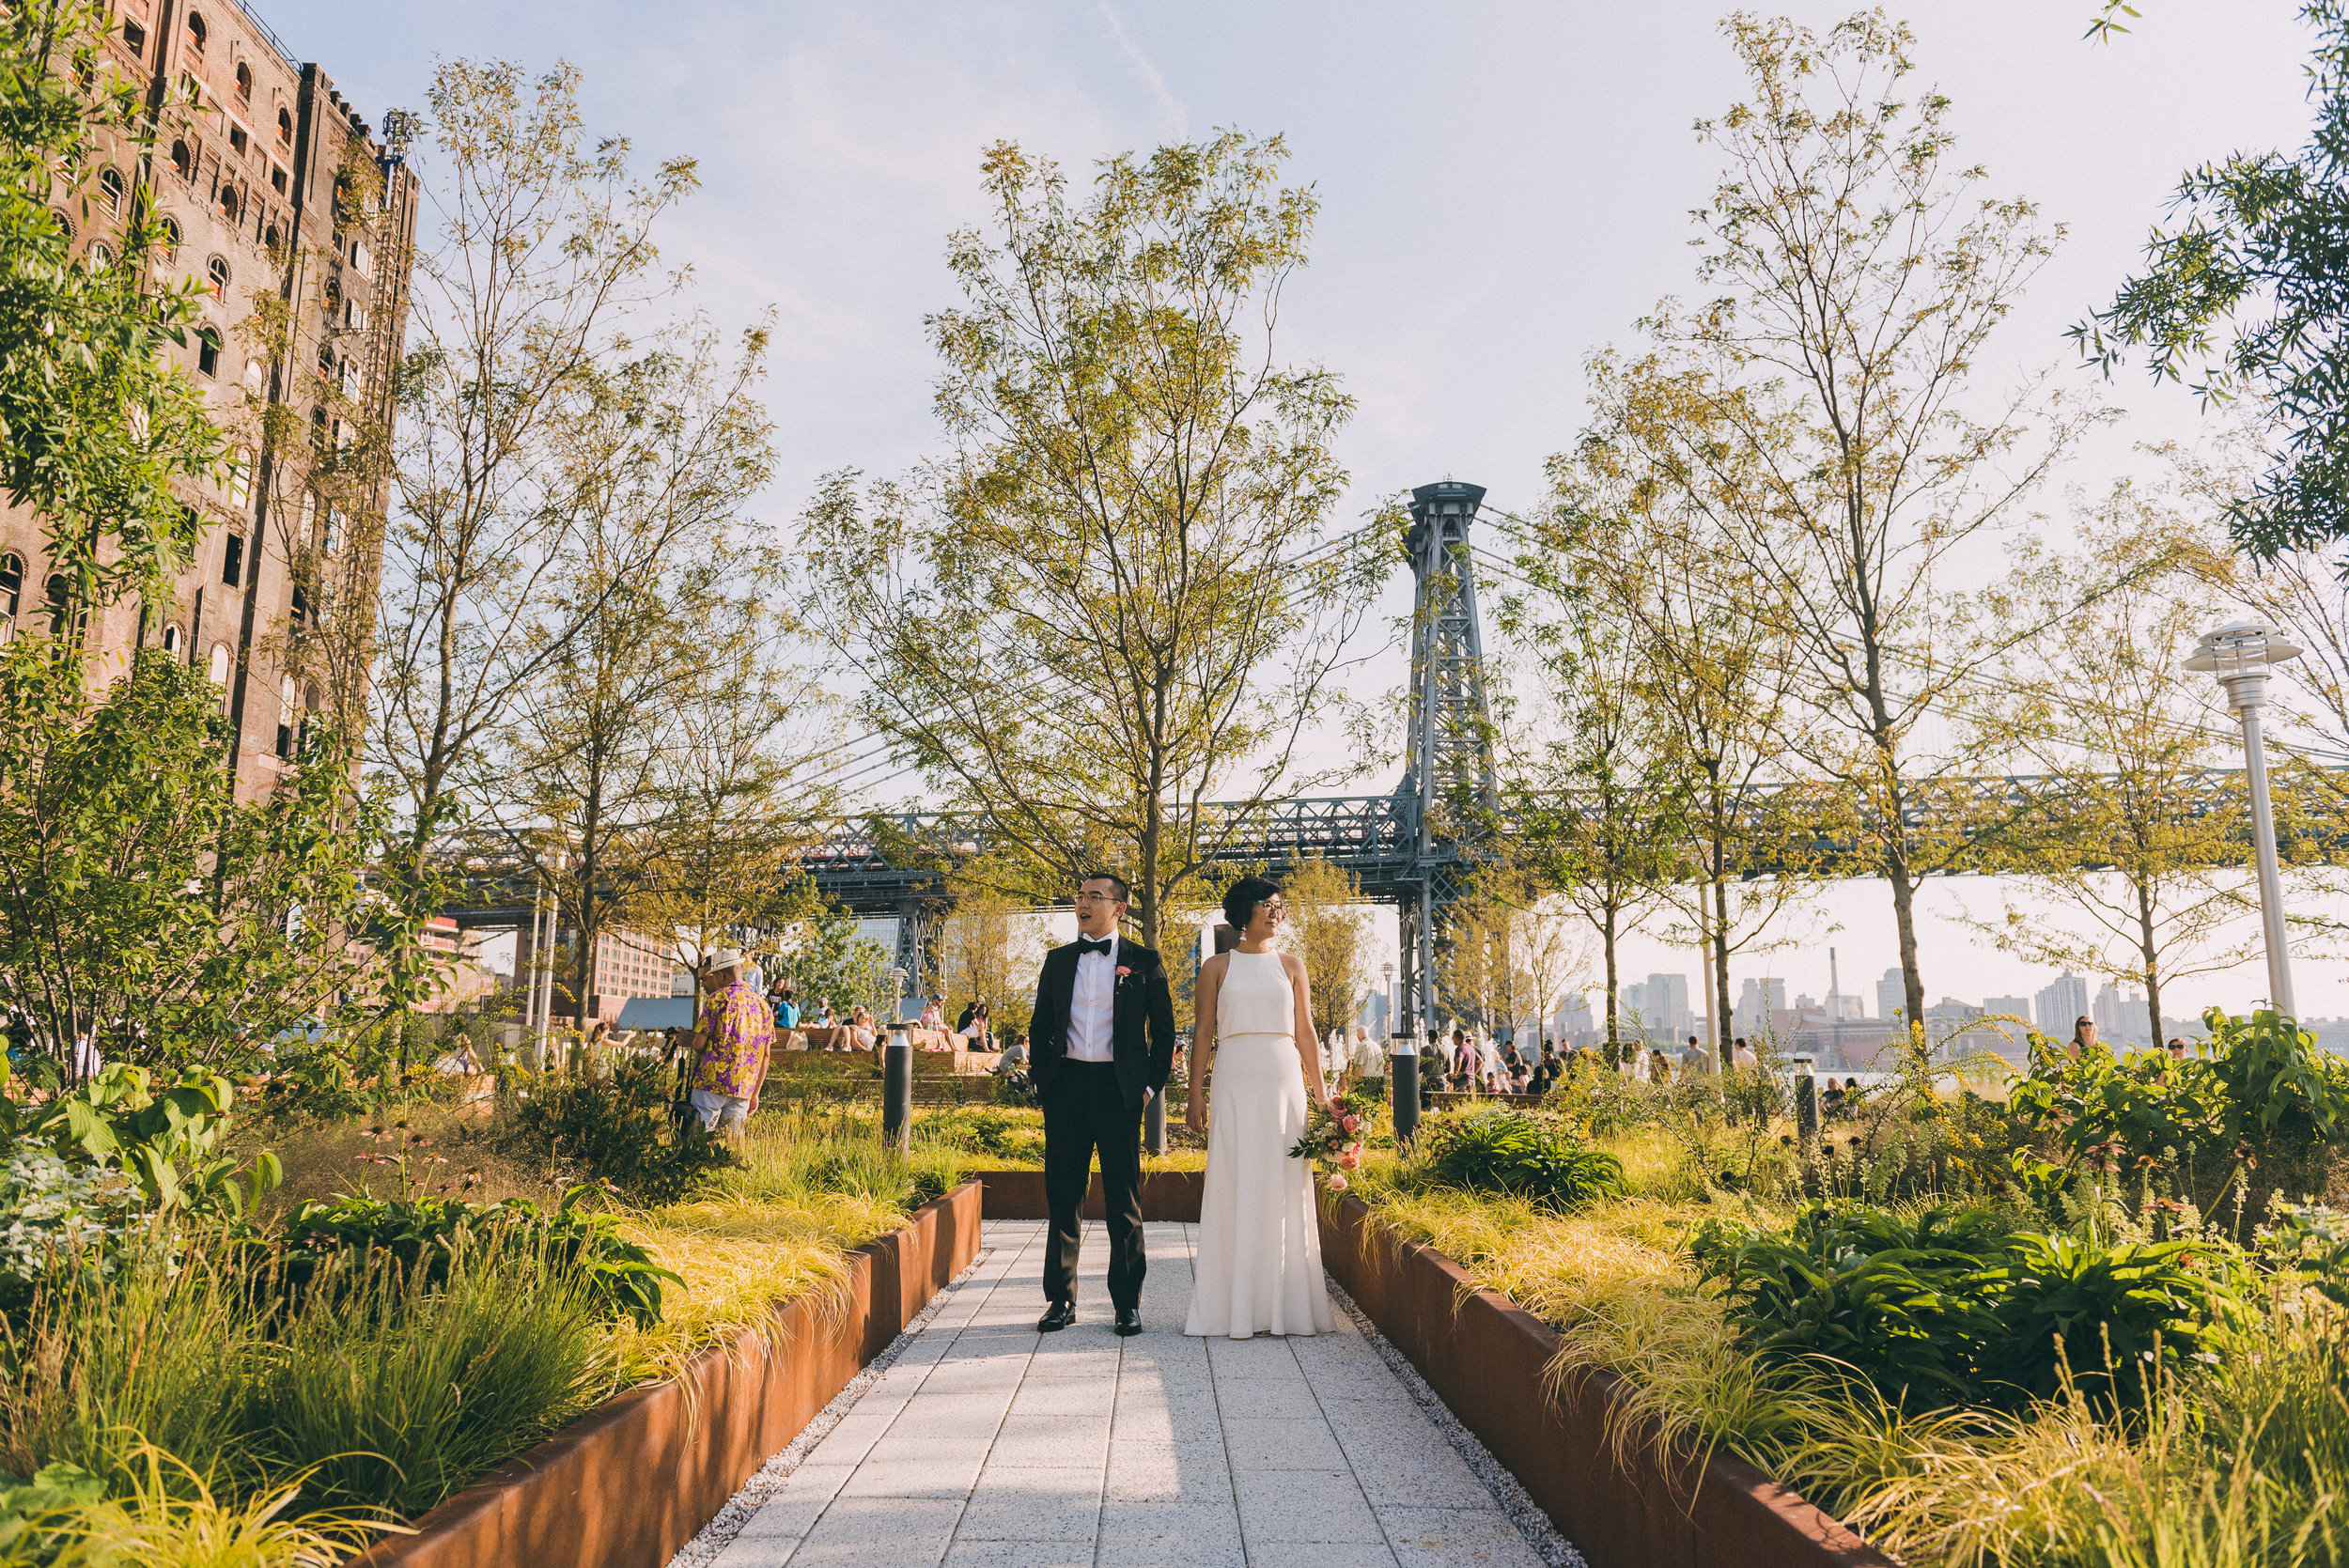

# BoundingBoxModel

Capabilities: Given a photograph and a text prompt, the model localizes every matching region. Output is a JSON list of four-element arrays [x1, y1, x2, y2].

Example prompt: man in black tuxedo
[[1028, 872, 1177, 1336]]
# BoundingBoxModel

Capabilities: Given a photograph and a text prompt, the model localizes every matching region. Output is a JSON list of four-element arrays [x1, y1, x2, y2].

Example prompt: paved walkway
[[701, 1220, 1548, 1568]]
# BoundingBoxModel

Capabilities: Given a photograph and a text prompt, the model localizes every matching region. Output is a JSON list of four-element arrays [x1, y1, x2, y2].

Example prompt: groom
[[1029, 872, 1177, 1337]]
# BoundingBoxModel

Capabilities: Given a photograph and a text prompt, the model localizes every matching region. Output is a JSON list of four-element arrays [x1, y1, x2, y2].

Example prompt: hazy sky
[[259, 0, 2346, 1019]]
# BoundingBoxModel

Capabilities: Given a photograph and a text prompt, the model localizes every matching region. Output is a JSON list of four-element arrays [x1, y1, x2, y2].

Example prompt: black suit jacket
[[1030, 936, 1178, 1111]]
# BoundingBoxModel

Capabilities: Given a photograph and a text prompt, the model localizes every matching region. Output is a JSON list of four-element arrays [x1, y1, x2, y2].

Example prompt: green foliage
[[245, 1236, 605, 1520], [0, 1, 218, 610], [1419, 1108, 1624, 1212], [1692, 1203, 2229, 1414], [776, 901, 895, 1021], [2073, 0, 2349, 553], [492, 1053, 730, 1204], [2203, 1007, 2349, 1141], [2258, 1200, 2349, 1308], [0, 1463, 102, 1565], [920, 1107, 1019, 1157], [1, 1063, 279, 1220], [0, 650, 431, 1080], [279, 1186, 681, 1329]]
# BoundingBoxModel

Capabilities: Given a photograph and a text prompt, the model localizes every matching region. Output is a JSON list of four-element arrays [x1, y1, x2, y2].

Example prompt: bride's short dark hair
[[1222, 876, 1282, 932]]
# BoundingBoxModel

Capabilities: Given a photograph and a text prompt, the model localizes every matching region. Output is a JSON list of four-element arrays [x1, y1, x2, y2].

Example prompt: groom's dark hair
[[1221, 875, 1282, 932], [1082, 871, 1129, 902]]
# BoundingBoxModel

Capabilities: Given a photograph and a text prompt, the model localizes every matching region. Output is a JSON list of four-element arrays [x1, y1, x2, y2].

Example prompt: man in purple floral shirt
[[689, 949, 774, 1137]]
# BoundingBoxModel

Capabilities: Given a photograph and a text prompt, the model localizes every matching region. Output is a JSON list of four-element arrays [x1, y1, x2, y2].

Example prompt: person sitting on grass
[[687, 949, 774, 1142]]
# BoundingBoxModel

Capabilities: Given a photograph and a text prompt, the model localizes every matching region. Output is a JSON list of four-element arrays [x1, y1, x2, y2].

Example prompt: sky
[[256, 0, 2349, 1020]]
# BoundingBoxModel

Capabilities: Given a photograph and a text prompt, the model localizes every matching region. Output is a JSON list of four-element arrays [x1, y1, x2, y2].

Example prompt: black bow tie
[[1075, 937, 1113, 957]]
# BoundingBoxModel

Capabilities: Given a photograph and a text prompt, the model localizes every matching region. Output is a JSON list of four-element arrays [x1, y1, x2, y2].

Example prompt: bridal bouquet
[[1288, 1097, 1366, 1191]]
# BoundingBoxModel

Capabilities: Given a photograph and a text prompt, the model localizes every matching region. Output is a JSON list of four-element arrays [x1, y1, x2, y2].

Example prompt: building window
[[275, 675, 296, 758], [98, 167, 124, 218], [43, 575, 69, 638], [120, 19, 145, 56], [271, 165, 287, 195], [226, 447, 250, 506], [157, 216, 179, 260], [319, 502, 337, 554], [350, 238, 369, 273], [0, 552, 19, 625], [185, 13, 206, 53], [217, 184, 239, 223], [289, 584, 308, 630], [207, 643, 229, 688], [221, 533, 243, 588], [162, 623, 183, 655], [276, 107, 291, 145], [171, 140, 193, 181], [227, 122, 247, 157], [235, 62, 251, 100], [86, 241, 112, 271], [195, 327, 221, 377], [206, 256, 229, 300], [50, 210, 72, 241]]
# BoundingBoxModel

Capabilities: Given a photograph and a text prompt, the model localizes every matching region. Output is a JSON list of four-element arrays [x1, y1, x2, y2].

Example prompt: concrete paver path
[[703, 1220, 1549, 1568]]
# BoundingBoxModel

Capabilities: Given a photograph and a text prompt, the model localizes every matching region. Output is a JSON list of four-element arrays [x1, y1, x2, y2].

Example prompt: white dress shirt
[[1066, 933, 1119, 1062]]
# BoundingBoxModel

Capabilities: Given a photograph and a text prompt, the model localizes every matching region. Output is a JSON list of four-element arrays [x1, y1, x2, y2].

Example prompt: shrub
[[921, 1108, 1018, 1157], [278, 1186, 680, 1328], [1692, 1202, 2232, 1414], [1419, 1109, 1623, 1212], [491, 1053, 729, 1204], [0, 1153, 149, 1314]]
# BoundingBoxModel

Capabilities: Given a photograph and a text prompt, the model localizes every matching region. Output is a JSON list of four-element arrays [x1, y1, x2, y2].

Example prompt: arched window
[[0, 553, 21, 623], [195, 327, 221, 378], [50, 209, 72, 241], [262, 221, 280, 251], [275, 675, 297, 757], [205, 256, 229, 301], [207, 644, 229, 687], [98, 167, 124, 218], [170, 139, 193, 181], [43, 575, 69, 639], [161, 623, 183, 655], [157, 216, 180, 260], [184, 13, 206, 53], [235, 62, 251, 100], [276, 108, 291, 145], [217, 184, 239, 223], [85, 241, 112, 271]]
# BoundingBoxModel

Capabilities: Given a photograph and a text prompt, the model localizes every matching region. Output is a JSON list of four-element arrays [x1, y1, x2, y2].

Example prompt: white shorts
[[690, 1088, 751, 1130]]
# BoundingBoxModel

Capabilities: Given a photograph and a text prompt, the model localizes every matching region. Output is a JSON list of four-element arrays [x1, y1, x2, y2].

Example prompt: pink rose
[[1327, 1172, 1348, 1192], [1341, 1114, 1361, 1134], [1338, 1149, 1361, 1170], [1116, 966, 1131, 979]]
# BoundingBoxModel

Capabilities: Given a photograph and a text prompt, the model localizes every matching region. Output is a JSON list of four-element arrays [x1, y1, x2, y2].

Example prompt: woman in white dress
[[1183, 875, 1338, 1339]]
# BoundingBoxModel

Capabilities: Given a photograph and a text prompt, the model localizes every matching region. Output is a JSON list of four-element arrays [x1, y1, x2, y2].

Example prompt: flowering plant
[[1288, 1097, 1366, 1191]]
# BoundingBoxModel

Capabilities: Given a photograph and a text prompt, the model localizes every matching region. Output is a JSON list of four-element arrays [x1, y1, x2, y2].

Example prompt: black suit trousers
[[1041, 1060, 1145, 1309]]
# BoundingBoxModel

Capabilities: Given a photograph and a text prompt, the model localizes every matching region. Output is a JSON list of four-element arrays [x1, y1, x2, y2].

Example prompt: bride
[[1182, 875, 1338, 1338]]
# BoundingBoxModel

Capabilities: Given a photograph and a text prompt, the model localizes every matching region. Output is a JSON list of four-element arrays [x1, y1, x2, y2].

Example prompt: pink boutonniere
[[1115, 966, 1132, 980]]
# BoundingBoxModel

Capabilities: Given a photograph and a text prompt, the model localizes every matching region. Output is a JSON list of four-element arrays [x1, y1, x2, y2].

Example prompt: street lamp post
[[2186, 621, 2304, 1018]]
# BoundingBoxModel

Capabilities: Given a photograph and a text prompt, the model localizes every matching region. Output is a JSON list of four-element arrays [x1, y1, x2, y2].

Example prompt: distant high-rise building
[[1645, 973, 1691, 1037], [1983, 996, 2031, 1021], [1557, 992, 1592, 1037], [2092, 982, 2129, 1043], [2036, 972, 2091, 1035], [1621, 983, 1646, 1027], [1877, 968, 1906, 1023]]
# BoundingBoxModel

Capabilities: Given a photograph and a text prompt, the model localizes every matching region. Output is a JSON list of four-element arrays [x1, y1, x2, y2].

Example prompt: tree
[[1542, 434, 1812, 1055], [1435, 852, 1582, 1047], [0, 0, 214, 613], [773, 899, 894, 1024], [934, 856, 1050, 1040], [1968, 498, 2258, 1044], [2074, 0, 2349, 556], [803, 132, 1385, 951], [372, 60, 712, 924], [1280, 856, 1373, 1045], [1591, 14, 2103, 1029], [0, 650, 414, 1080], [1506, 593, 1686, 1063]]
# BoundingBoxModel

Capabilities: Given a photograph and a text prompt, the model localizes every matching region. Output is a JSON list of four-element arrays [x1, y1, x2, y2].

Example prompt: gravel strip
[[1326, 1278, 1589, 1568], [660, 1248, 990, 1568]]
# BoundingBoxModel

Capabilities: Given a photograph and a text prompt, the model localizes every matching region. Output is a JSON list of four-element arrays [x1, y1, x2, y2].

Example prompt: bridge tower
[[1398, 480, 1497, 1042]]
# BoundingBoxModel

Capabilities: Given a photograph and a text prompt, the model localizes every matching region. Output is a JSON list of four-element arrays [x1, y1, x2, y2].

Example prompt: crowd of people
[[1396, 1025, 1775, 1100]]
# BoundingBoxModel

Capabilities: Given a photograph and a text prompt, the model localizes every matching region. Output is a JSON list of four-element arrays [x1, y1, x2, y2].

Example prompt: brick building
[[513, 924, 682, 1027], [8, 0, 419, 799]]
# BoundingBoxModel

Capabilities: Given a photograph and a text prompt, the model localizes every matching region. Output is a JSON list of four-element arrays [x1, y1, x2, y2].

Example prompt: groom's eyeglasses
[[1073, 892, 1124, 905]]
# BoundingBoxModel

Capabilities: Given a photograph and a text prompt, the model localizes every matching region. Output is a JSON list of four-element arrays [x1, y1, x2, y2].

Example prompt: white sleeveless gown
[[1183, 949, 1336, 1338]]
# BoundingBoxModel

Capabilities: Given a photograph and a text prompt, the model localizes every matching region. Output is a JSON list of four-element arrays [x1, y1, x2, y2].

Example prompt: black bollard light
[[883, 1025, 913, 1153], [1390, 1032, 1420, 1151], [1144, 1086, 1167, 1156], [1792, 1052, 1819, 1142]]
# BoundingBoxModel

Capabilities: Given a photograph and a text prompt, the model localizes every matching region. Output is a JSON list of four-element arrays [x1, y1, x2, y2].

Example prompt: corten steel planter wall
[[1319, 1195, 1892, 1568], [975, 1168, 1204, 1222], [355, 1180, 983, 1568]]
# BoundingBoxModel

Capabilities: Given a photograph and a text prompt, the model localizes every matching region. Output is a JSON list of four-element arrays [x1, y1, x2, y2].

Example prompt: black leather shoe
[[1037, 1300, 1076, 1332], [1113, 1306, 1143, 1337]]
